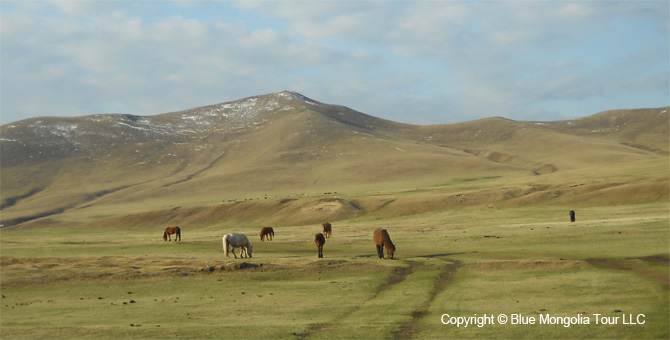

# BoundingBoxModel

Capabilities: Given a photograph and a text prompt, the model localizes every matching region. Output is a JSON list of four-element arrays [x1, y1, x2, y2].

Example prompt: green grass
[[1, 270, 385, 339], [1, 201, 668, 339], [2, 93, 668, 339], [416, 261, 668, 339]]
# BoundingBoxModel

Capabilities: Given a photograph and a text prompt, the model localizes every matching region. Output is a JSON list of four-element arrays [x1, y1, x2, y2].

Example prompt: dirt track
[[0, 256, 268, 287], [586, 255, 669, 289]]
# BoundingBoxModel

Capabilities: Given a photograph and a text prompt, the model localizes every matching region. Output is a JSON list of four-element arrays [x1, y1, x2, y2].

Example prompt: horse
[[260, 226, 274, 241], [163, 226, 181, 242], [373, 229, 396, 259], [569, 210, 576, 223], [222, 233, 253, 259], [322, 222, 332, 238], [315, 233, 326, 258]]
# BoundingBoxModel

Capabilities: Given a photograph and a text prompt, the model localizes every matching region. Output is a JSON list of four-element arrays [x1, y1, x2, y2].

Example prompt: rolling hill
[[1, 91, 667, 229]]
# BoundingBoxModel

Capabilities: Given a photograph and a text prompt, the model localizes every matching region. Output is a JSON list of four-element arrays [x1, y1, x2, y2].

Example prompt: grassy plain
[[1, 104, 668, 339], [1, 197, 668, 339]]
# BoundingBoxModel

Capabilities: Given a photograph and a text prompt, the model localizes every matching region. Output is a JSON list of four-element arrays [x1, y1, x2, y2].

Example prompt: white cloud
[[1, 1, 667, 125]]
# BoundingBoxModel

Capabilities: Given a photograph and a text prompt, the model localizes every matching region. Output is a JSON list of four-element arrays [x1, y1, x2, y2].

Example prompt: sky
[[1, 1, 668, 125]]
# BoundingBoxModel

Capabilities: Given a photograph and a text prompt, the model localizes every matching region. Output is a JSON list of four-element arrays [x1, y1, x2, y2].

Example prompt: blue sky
[[1, 1, 668, 125]]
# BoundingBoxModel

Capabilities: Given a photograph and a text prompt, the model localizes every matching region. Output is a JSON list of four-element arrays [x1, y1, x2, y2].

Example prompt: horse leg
[[231, 247, 238, 259], [378, 244, 384, 259]]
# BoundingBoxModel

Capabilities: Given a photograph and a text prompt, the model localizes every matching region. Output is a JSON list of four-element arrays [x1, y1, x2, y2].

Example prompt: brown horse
[[260, 226, 274, 241], [569, 210, 576, 223], [163, 226, 181, 242], [315, 233, 326, 258], [322, 222, 332, 238], [373, 229, 395, 259]]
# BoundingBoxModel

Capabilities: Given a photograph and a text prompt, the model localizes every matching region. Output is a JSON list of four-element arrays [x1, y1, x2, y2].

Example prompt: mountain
[[1, 91, 667, 228]]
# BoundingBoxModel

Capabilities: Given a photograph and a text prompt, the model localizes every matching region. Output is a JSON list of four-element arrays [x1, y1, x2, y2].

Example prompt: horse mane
[[385, 234, 396, 251]]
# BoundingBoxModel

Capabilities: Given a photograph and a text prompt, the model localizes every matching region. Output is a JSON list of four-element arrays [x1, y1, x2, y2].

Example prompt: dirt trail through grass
[[301, 257, 461, 339], [297, 260, 422, 339], [586, 255, 669, 289], [395, 258, 462, 339]]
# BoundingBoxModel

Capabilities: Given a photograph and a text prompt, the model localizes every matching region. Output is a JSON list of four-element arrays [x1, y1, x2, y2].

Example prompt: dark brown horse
[[260, 226, 274, 241], [322, 222, 332, 238], [315, 233, 326, 258], [373, 229, 395, 259], [569, 210, 576, 223], [163, 226, 181, 242]]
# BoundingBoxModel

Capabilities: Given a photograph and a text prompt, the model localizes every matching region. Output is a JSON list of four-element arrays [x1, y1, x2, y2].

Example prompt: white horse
[[222, 233, 253, 259]]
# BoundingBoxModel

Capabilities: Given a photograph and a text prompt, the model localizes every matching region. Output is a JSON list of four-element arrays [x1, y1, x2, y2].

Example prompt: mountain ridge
[[1, 91, 667, 228]]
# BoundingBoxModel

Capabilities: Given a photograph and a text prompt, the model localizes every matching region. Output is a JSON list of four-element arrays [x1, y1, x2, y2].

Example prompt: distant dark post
[[569, 210, 576, 223]]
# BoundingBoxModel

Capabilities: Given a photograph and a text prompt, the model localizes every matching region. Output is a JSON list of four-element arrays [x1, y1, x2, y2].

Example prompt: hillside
[[1, 91, 668, 228]]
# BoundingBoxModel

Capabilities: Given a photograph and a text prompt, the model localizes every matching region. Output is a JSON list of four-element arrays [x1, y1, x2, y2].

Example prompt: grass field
[[1, 92, 668, 339], [1, 199, 667, 339]]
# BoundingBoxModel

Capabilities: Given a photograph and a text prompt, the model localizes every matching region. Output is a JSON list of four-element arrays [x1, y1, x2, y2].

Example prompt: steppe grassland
[[1, 197, 668, 339], [2, 156, 669, 339]]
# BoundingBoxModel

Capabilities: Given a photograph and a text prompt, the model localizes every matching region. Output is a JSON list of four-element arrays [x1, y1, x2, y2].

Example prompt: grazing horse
[[569, 210, 576, 223], [322, 222, 332, 238], [315, 233, 326, 258], [373, 229, 396, 259], [260, 226, 274, 241], [223, 233, 253, 259], [163, 226, 181, 242]]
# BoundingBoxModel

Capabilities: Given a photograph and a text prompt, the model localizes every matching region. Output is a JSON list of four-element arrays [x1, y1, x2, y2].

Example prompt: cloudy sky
[[1, 1, 668, 125]]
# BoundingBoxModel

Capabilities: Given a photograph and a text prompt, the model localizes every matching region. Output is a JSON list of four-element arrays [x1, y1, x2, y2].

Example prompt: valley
[[0, 92, 668, 339]]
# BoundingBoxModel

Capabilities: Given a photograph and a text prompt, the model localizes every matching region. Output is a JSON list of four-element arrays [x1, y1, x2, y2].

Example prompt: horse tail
[[223, 235, 229, 257], [176, 226, 181, 240]]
